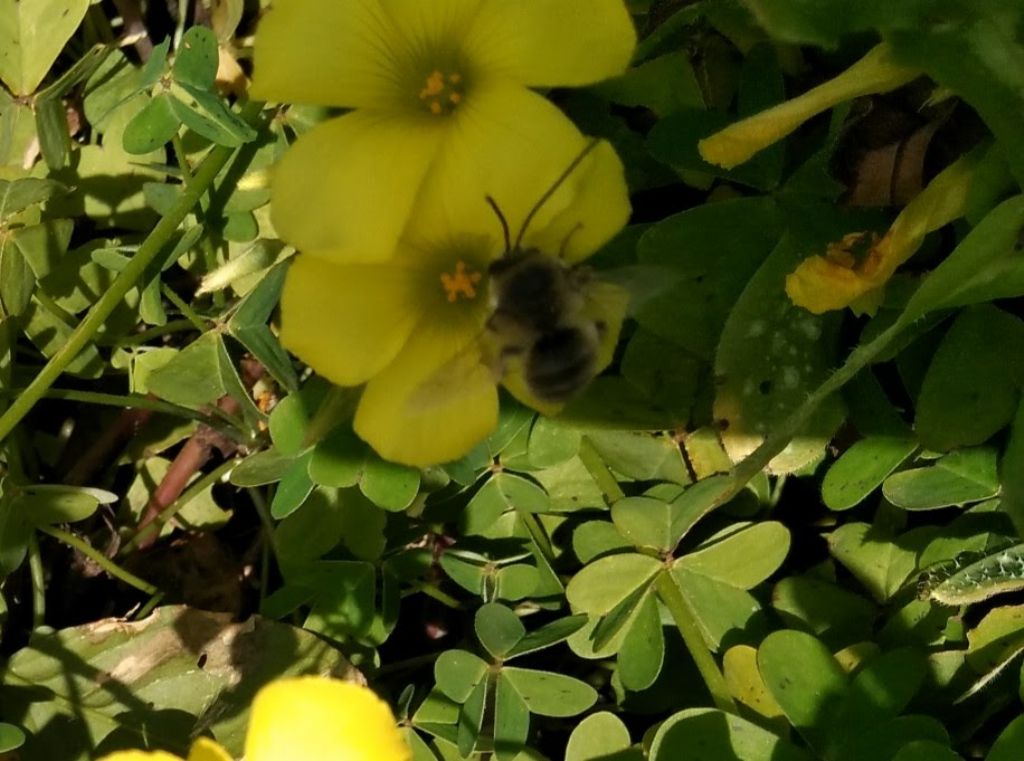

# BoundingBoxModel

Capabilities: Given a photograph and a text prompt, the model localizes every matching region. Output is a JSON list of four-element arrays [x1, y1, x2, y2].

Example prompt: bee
[[484, 140, 615, 405]]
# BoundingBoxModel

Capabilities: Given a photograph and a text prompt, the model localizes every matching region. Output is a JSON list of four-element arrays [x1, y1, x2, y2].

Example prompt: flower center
[[440, 260, 482, 302], [418, 69, 464, 116]]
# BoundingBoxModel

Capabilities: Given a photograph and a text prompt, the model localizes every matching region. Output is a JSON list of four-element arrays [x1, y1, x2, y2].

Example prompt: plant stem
[[105, 318, 197, 347], [135, 591, 166, 620], [578, 436, 625, 503], [38, 525, 159, 596], [302, 386, 359, 448], [123, 457, 237, 552], [634, 4, 705, 62], [161, 283, 209, 332], [0, 387, 219, 424], [247, 486, 277, 606], [402, 581, 464, 610], [171, 133, 193, 183], [0, 103, 263, 446], [518, 511, 556, 565], [654, 570, 737, 713], [710, 318, 911, 515], [27, 533, 45, 628]]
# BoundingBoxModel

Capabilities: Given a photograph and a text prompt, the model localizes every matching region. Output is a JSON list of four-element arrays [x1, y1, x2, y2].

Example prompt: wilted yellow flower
[[786, 150, 981, 314], [251, 0, 636, 263], [280, 142, 631, 466], [97, 678, 409, 761], [699, 43, 919, 170]]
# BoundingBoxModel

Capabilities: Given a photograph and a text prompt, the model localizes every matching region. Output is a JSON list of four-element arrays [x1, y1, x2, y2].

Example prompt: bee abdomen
[[526, 327, 599, 404]]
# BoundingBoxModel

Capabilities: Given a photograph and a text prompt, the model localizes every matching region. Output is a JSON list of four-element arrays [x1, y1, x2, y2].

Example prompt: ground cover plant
[[2, 0, 1024, 759]]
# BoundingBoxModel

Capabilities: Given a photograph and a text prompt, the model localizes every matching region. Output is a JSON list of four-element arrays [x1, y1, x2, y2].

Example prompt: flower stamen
[[440, 260, 482, 302], [419, 69, 464, 116]]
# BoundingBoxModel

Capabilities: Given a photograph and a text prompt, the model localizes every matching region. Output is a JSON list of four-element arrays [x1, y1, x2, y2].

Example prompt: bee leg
[[558, 222, 584, 259], [488, 344, 525, 383]]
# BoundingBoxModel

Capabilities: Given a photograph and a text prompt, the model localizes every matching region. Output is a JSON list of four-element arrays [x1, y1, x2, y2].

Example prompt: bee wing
[[581, 280, 631, 371], [599, 266, 681, 317]]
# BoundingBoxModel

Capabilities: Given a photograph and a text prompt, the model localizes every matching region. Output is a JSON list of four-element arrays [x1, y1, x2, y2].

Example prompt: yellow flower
[[97, 678, 410, 761], [251, 0, 636, 263], [698, 43, 919, 170], [785, 150, 981, 314], [280, 141, 631, 466]]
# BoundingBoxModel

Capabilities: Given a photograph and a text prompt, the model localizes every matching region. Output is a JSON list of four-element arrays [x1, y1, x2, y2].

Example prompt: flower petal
[[467, 0, 635, 87], [523, 140, 631, 264], [784, 254, 877, 315], [280, 254, 420, 386], [245, 678, 411, 761], [699, 43, 919, 170], [187, 738, 232, 761], [271, 111, 444, 263], [410, 83, 590, 248], [380, 0, 483, 50], [355, 322, 498, 466], [251, 0, 401, 108]]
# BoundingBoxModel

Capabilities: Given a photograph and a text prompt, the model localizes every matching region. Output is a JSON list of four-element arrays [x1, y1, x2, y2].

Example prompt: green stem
[[0, 387, 222, 424], [38, 525, 159, 595], [161, 282, 209, 331], [0, 131, 255, 446], [377, 652, 447, 676], [33, 291, 77, 329], [134, 591, 166, 620], [577, 435, 625, 503], [712, 318, 910, 514], [171, 133, 193, 183], [634, 4, 705, 62], [247, 487, 277, 605], [302, 386, 359, 448], [172, 131, 224, 305], [654, 570, 737, 713], [518, 511, 556, 565], [402, 581, 463, 610], [27, 533, 45, 628], [102, 318, 197, 346]]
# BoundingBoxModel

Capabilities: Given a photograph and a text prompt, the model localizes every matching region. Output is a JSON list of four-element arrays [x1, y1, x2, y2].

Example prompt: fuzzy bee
[[483, 140, 629, 405]]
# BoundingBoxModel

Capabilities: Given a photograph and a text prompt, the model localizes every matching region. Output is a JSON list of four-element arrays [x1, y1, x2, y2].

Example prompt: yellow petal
[[784, 254, 877, 315], [699, 43, 919, 169], [410, 83, 590, 247], [786, 149, 982, 314], [379, 0, 483, 51], [245, 678, 410, 761], [355, 322, 498, 466], [271, 111, 444, 263], [467, 0, 635, 86], [95, 753, 182, 761], [187, 738, 232, 761], [251, 0, 400, 108], [524, 140, 631, 264], [280, 254, 420, 386]]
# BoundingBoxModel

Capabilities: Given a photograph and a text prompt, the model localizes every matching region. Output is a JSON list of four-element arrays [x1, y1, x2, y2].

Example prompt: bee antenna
[[485, 195, 511, 253], [513, 138, 601, 252]]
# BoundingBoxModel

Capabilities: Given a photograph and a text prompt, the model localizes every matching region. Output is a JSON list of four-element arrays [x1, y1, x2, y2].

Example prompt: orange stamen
[[420, 70, 445, 98], [440, 260, 482, 302]]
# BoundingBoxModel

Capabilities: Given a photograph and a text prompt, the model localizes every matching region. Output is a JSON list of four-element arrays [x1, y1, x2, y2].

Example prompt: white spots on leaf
[[781, 366, 800, 389]]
